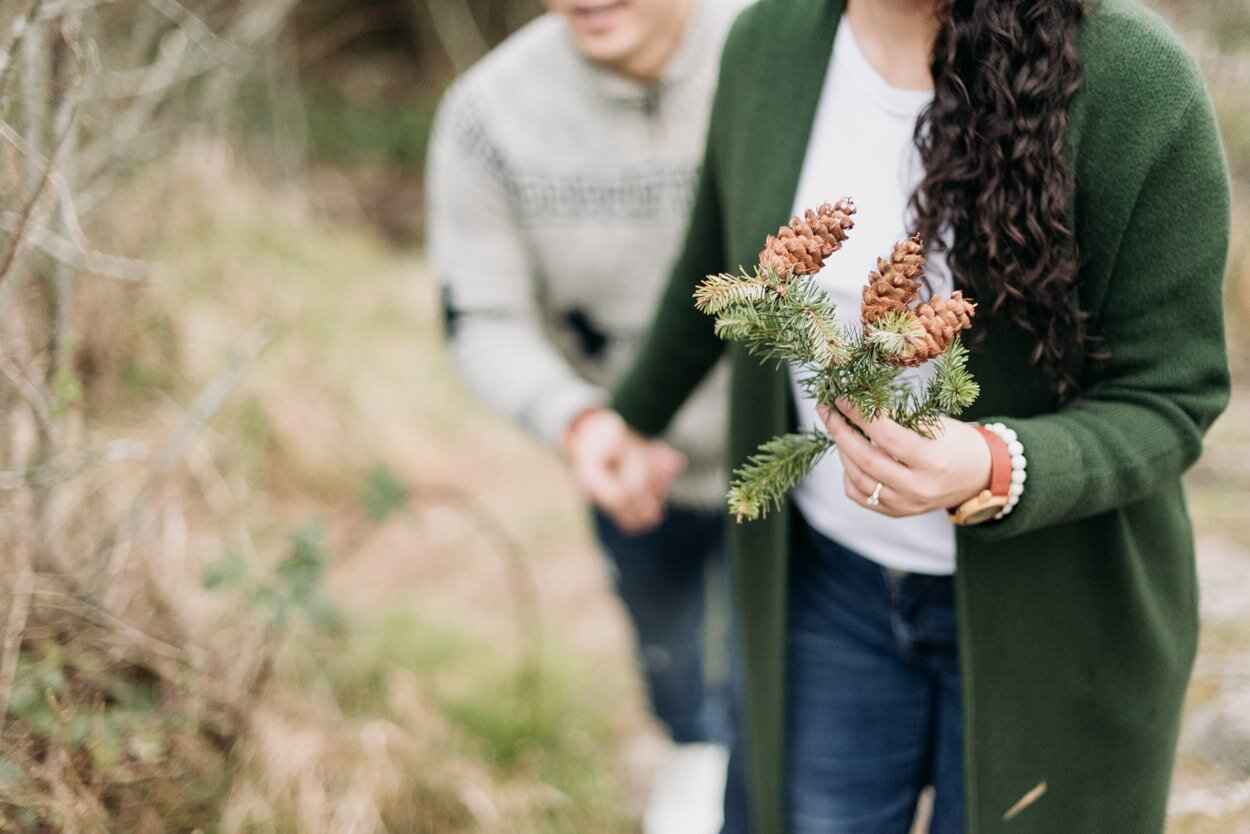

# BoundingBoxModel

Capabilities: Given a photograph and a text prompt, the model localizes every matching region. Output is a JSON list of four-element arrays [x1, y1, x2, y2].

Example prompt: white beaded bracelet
[[982, 422, 1026, 520]]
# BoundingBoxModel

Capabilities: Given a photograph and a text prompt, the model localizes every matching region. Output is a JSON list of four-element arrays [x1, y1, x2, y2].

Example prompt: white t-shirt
[[788, 18, 957, 575]]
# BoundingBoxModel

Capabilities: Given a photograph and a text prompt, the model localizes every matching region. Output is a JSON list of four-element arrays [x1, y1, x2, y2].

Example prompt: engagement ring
[[868, 482, 884, 507]]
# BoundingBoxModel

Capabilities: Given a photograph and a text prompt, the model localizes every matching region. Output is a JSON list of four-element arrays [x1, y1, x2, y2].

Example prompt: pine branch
[[696, 218, 982, 522], [931, 339, 980, 413], [727, 429, 834, 522], [694, 269, 771, 314]]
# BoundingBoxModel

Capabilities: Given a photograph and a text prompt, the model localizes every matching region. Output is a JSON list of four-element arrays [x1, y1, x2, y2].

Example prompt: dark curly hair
[[910, 0, 1090, 400]]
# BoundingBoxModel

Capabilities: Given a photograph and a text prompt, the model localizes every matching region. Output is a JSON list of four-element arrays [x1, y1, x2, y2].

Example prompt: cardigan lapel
[[733, 0, 845, 252]]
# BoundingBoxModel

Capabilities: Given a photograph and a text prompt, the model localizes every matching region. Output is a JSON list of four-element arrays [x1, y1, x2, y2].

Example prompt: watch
[[948, 425, 1012, 526]]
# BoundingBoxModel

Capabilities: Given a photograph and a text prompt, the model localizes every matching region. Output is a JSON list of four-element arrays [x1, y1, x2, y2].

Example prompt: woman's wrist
[[949, 422, 1026, 525]]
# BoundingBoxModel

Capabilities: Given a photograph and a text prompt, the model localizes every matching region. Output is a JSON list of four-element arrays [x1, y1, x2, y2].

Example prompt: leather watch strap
[[974, 424, 1012, 497]]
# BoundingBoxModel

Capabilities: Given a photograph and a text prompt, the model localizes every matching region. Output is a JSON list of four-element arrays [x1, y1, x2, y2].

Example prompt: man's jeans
[[594, 507, 750, 834], [786, 516, 964, 834]]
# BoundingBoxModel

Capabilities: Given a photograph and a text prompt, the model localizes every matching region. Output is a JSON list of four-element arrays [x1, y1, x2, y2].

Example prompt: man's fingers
[[566, 410, 676, 533], [644, 442, 686, 490]]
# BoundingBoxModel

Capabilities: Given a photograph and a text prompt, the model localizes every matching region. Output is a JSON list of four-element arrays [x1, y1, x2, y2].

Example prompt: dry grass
[[3, 136, 658, 832]]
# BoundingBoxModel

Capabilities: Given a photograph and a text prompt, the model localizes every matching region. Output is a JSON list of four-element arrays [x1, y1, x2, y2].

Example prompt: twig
[[154, 324, 272, 479], [90, 323, 273, 568], [0, 64, 82, 292], [35, 0, 120, 22], [0, 0, 44, 99], [0, 438, 150, 490], [0, 118, 93, 255], [0, 343, 57, 444], [142, 0, 249, 66], [85, 0, 297, 194], [0, 543, 34, 735], [0, 211, 149, 282], [23, 588, 184, 662]]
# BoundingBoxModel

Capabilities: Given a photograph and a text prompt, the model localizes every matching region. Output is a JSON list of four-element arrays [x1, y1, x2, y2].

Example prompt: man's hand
[[565, 409, 686, 533]]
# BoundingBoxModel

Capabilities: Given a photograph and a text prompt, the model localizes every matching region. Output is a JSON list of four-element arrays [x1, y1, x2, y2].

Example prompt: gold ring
[[867, 482, 884, 507]]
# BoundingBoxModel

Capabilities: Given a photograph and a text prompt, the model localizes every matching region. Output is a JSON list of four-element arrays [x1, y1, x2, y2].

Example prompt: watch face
[[963, 504, 1004, 525], [962, 493, 1012, 525]]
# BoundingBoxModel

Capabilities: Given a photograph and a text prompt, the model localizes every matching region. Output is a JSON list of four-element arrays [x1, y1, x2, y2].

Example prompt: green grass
[[302, 84, 439, 166], [301, 607, 637, 834]]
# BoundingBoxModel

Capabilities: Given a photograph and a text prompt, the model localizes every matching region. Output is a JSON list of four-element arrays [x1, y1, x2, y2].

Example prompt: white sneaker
[[643, 742, 730, 834]]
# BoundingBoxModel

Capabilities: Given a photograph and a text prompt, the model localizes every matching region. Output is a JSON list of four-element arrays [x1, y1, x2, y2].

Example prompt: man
[[425, 1, 747, 832]]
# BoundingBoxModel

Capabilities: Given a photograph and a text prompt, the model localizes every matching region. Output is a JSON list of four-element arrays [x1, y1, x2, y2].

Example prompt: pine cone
[[861, 236, 925, 324], [892, 291, 977, 367], [758, 199, 856, 278]]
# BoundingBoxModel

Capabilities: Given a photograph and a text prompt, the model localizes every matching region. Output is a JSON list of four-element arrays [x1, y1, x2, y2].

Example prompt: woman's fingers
[[835, 399, 928, 464], [821, 405, 911, 486], [840, 453, 878, 501], [842, 454, 905, 517]]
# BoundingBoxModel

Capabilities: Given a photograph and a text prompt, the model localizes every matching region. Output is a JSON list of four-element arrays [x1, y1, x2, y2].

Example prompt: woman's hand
[[818, 399, 991, 517]]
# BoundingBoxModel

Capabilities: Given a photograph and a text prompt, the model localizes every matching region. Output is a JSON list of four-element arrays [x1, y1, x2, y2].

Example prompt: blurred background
[[0, 1, 1246, 832]]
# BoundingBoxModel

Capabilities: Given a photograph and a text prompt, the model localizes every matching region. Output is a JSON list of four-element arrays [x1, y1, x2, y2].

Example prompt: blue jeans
[[786, 516, 964, 834], [594, 507, 751, 834]]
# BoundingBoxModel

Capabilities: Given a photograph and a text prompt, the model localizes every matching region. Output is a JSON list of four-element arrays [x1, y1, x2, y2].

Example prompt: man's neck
[[845, 0, 941, 91], [616, 0, 695, 84]]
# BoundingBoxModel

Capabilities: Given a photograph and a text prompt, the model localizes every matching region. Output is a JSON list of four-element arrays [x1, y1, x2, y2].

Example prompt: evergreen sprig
[[726, 429, 835, 522], [695, 245, 981, 522]]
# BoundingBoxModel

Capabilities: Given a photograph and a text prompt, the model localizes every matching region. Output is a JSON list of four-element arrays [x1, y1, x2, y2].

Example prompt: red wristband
[[974, 424, 1012, 497]]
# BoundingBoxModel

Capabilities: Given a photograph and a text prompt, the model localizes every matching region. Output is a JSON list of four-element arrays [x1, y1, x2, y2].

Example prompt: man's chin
[[565, 0, 630, 37], [571, 34, 641, 71]]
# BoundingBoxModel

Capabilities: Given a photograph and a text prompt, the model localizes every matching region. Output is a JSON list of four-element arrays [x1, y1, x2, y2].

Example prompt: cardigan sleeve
[[965, 90, 1231, 543], [610, 103, 728, 436]]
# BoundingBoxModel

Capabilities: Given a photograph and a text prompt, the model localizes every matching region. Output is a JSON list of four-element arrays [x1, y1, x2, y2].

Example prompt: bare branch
[[0, 213, 149, 281], [0, 0, 43, 99], [0, 438, 150, 490], [0, 343, 57, 444], [0, 67, 82, 292], [90, 323, 273, 566], [36, 0, 121, 22], [0, 543, 33, 735], [24, 588, 185, 662], [85, 0, 299, 200], [142, 0, 249, 66], [152, 323, 273, 481]]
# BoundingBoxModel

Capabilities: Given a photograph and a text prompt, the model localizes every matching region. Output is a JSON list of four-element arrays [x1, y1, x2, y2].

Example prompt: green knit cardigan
[[612, 1, 1232, 831]]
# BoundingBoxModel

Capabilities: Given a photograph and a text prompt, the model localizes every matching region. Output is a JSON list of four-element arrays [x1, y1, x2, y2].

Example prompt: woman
[[566, 0, 1231, 831]]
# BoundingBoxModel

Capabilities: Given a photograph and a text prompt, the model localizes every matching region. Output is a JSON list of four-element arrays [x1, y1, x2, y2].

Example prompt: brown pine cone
[[891, 291, 977, 367], [861, 236, 926, 324], [758, 199, 856, 278]]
